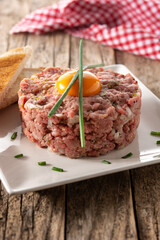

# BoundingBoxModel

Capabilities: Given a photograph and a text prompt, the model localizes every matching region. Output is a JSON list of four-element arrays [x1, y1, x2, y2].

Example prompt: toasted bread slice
[[0, 46, 32, 109]]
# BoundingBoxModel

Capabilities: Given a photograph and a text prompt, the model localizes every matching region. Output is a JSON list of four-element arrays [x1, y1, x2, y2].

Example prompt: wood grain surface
[[0, 0, 160, 240]]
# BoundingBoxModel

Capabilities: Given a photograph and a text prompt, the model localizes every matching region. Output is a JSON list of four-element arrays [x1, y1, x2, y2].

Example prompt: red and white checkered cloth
[[10, 0, 160, 60]]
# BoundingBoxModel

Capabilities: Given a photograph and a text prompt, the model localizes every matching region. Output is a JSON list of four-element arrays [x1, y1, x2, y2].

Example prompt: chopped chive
[[84, 63, 104, 69], [11, 132, 17, 140], [102, 160, 111, 164], [150, 131, 160, 136], [156, 140, 160, 144], [79, 39, 85, 148], [14, 154, 23, 158], [121, 152, 133, 159], [52, 167, 64, 172], [48, 63, 104, 117], [38, 161, 46, 166]]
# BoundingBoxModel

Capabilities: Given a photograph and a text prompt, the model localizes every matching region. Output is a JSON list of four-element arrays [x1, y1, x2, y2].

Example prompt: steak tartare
[[18, 67, 141, 158]]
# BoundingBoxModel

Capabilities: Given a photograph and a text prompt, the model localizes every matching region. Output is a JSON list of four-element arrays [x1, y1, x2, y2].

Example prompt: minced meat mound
[[18, 67, 141, 158]]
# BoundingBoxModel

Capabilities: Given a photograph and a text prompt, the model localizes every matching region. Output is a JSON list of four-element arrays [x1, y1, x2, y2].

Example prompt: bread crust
[[0, 54, 26, 92], [0, 46, 32, 109]]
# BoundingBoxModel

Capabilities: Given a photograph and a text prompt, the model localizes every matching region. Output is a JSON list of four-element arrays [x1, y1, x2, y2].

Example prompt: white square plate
[[0, 64, 160, 195]]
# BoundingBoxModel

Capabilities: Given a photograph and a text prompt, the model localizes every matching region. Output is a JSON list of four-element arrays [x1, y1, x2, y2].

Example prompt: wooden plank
[[66, 37, 137, 240], [0, 187, 65, 240], [0, 0, 29, 52], [20, 188, 65, 240], [116, 50, 160, 240], [66, 173, 137, 240], [29, 0, 55, 11], [0, 185, 9, 240], [54, 32, 70, 68], [99, 44, 115, 65], [0, 16, 10, 54], [4, 194, 22, 240], [115, 50, 160, 98], [0, 0, 30, 18], [26, 34, 54, 68], [25, 0, 59, 68], [131, 165, 160, 240]]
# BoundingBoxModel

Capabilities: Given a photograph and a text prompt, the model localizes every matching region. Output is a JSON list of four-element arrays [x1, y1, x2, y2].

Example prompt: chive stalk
[[52, 167, 64, 172], [102, 160, 111, 164], [84, 63, 104, 69], [150, 131, 160, 136], [14, 154, 23, 158], [38, 161, 46, 166], [47, 39, 104, 149], [79, 39, 85, 148], [121, 152, 133, 159], [156, 140, 160, 144], [11, 132, 17, 140]]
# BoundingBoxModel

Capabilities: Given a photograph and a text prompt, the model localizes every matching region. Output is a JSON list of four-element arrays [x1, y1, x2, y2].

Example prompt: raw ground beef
[[18, 67, 141, 158]]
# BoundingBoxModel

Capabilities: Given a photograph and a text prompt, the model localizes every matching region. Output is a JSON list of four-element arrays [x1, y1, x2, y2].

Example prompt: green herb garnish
[[14, 154, 23, 158], [11, 132, 17, 140], [121, 152, 133, 159], [79, 39, 85, 148], [102, 160, 111, 164], [150, 131, 160, 136], [38, 161, 46, 166], [156, 140, 160, 144], [52, 167, 64, 172]]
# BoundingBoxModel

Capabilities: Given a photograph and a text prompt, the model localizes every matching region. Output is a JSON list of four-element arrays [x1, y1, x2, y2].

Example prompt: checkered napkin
[[10, 0, 160, 60]]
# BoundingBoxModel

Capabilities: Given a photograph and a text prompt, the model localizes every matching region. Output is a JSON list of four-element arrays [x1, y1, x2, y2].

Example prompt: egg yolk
[[56, 70, 101, 97]]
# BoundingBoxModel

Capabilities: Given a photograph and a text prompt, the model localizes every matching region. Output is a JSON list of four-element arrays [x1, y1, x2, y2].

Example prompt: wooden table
[[0, 0, 160, 239]]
